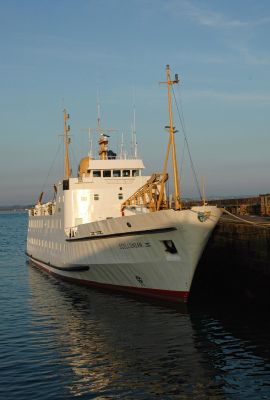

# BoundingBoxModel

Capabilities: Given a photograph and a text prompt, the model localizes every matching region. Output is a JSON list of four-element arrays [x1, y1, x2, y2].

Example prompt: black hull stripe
[[26, 253, 89, 272], [66, 226, 177, 242]]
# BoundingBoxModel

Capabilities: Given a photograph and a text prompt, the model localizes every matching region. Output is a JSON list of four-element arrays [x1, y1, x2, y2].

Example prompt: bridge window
[[113, 170, 121, 177], [132, 169, 139, 177], [123, 170, 130, 177], [103, 170, 111, 177], [93, 170, 101, 177]]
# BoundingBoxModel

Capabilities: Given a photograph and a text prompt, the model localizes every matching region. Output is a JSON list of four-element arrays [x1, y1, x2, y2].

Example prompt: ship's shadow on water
[[27, 263, 270, 400]]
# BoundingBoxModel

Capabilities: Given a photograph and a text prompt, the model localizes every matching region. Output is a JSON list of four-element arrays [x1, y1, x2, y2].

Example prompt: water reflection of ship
[[28, 266, 220, 398]]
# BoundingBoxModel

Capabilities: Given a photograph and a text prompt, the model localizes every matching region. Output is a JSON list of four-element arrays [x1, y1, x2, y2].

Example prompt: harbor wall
[[190, 215, 270, 306], [183, 193, 270, 216]]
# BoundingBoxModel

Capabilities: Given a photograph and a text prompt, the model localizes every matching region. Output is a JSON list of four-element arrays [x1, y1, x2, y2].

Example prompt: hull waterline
[[28, 256, 190, 303]]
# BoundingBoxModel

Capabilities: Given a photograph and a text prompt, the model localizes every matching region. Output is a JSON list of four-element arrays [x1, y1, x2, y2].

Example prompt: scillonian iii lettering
[[119, 242, 151, 250]]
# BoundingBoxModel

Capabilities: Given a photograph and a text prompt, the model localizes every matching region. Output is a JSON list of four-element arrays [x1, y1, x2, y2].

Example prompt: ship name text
[[119, 241, 151, 250]]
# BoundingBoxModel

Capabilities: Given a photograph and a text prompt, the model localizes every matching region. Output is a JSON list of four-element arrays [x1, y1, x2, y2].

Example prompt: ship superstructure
[[27, 66, 222, 303]]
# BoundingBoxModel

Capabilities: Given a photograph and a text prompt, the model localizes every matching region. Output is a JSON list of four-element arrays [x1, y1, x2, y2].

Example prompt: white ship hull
[[27, 206, 221, 303]]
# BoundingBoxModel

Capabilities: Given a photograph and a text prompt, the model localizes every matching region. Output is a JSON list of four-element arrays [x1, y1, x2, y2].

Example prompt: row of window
[[91, 169, 140, 178], [29, 238, 64, 251], [93, 193, 123, 200], [29, 219, 62, 229]]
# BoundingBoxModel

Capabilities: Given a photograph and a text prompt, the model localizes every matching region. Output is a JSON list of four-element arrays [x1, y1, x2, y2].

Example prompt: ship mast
[[121, 66, 180, 213], [63, 109, 71, 179], [159, 65, 181, 210], [132, 105, 138, 158]]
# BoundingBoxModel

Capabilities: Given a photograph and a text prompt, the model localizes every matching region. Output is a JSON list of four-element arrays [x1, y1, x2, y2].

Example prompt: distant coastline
[[0, 205, 32, 212]]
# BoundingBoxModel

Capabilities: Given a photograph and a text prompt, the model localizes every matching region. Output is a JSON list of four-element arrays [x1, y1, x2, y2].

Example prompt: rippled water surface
[[1, 212, 270, 399]]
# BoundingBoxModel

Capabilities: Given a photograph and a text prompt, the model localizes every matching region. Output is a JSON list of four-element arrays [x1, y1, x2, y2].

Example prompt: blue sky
[[0, 0, 270, 205]]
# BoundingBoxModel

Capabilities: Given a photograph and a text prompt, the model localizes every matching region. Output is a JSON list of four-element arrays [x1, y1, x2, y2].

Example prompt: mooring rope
[[220, 208, 270, 228]]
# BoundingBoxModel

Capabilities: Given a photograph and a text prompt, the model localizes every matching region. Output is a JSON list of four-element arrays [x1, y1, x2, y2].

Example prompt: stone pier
[[190, 214, 270, 306]]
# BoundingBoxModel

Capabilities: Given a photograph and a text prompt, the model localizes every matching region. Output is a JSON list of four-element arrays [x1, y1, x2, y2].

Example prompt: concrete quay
[[190, 214, 270, 306]]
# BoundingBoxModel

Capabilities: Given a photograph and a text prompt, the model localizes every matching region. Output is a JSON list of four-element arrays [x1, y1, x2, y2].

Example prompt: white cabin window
[[123, 170, 130, 177], [93, 170, 101, 177], [132, 169, 139, 177], [103, 170, 111, 177], [118, 193, 123, 200], [94, 194, 99, 200], [113, 170, 121, 177]]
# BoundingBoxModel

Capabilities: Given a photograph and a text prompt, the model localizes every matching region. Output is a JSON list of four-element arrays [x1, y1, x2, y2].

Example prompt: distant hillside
[[0, 205, 33, 212]]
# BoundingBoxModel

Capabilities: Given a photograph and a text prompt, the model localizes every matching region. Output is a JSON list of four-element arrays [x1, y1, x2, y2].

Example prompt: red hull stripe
[[29, 257, 189, 303]]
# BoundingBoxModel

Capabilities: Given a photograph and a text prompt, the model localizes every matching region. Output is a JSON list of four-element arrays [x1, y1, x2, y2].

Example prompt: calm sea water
[[1, 212, 270, 399]]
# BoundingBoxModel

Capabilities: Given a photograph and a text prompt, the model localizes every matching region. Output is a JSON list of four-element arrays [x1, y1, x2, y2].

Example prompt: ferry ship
[[26, 65, 222, 303]]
